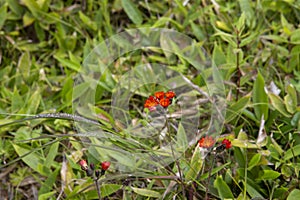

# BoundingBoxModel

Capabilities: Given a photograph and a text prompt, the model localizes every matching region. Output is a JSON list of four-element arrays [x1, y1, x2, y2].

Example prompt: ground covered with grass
[[0, 0, 300, 199]]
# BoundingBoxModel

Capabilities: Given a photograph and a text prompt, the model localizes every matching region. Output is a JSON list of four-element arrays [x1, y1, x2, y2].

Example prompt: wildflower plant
[[72, 28, 227, 199]]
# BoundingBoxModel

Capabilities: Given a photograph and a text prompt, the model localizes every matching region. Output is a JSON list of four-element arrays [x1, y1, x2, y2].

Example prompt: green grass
[[0, 0, 300, 199]]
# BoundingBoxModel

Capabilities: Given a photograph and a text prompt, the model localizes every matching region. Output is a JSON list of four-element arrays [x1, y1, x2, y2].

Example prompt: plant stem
[[164, 112, 186, 198], [94, 178, 102, 200], [236, 30, 241, 101], [205, 152, 216, 200]]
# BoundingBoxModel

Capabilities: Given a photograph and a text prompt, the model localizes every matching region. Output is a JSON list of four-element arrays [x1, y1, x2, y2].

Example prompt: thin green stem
[[164, 111, 186, 198], [205, 153, 216, 200]]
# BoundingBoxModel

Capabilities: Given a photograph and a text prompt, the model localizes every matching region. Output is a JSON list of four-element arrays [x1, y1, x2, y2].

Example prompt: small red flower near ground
[[79, 160, 88, 171], [101, 161, 111, 171], [144, 96, 159, 110], [159, 98, 170, 108], [155, 91, 165, 100], [165, 91, 176, 99], [222, 139, 232, 149], [198, 136, 215, 148]]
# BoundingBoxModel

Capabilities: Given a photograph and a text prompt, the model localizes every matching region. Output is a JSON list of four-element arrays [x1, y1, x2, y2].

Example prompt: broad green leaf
[[21, 0, 40, 18], [214, 175, 234, 199], [0, 4, 7, 29], [248, 153, 261, 170], [44, 141, 59, 168], [101, 184, 122, 197], [121, 0, 143, 25], [185, 146, 203, 181], [258, 169, 281, 180], [246, 182, 264, 198], [236, 12, 246, 32], [215, 21, 232, 32], [231, 139, 259, 149], [19, 89, 41, 115], [226, 94, 250, 123], [23, 11, 35, 26], [212, 43, 226, 67], [238, 0, 254, 26], [12, 143, 44, 174], [18, 51, 31, 81], [176, 123, 188, 151], [260, 35, 288, 43], [268, 93, 291, 117], [79, 11, 97, 31], [253, 72, 268, 121], [281, 14, 293, 36], [287, 189, 300, 200], [38, 191, 56, 200], [131, 187, 161, 198], [284, 84, 297, 114], [7, 0, 24, 18], [291, 29, 300, 44], [38, 168, 59, 196], [191, 21, 205, 41], [54, 55, 82, 72], [284, 144, 300, 161], [281, 164, 293, 178]]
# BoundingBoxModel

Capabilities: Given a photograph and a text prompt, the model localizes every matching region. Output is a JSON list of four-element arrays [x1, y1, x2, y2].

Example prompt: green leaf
[[284, 144, 300, 161], [287, 189, 300, 200], [253, 72, 269, 120], [214, 175, 234, 199], [101, 184, 122, 197], [79, 11, 97, 31], [185, 146, 203, 181], [131, 187, 161, 198], [18, 51, 31, 81], [248, 153, 261, 170], [238, 0, 254, 26], [54, 55, 82, 72], [176, 123, 188, 151], [0, 4, 7, 29], [12, 143, 44, 173], [38, 191, 56, 200], [258, 169, 281, 180], [226, 94, 250, 123], [268, 93, 292, 117], [212, 43, 226, 67], [121, 0, 143, 25], [38, 168, 59, 195], [44, 141, 59, 168], [21, 0, 40, 18], [291, 29, 300, 44], [246, 182, 264, 198], [7, 0, 24, 18], [284, 84, 297, 114]]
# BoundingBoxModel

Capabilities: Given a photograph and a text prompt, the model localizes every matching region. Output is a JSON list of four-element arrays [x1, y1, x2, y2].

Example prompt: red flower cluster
[[198, 136, 232, 151], [79, 160, 111, 178], [144, 91, 176, 111]]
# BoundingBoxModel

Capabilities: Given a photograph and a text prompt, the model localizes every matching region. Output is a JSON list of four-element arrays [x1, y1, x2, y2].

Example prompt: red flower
[[144, 91, 176, 111], [155, 91, 165, 100], [198, 136, 215, 148], [79, 160, 88, 171], [159, 98, 170, 108], [165, 91, 176, 99], [144, 96, 159, 110], [222, 139, 232, 149], [101, 161, 110, 171]]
